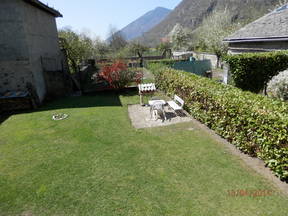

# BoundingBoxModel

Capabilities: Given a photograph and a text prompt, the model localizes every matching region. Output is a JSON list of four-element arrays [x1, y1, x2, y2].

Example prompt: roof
[[224, 4, 288, 43], [23, 0, 62, 17]]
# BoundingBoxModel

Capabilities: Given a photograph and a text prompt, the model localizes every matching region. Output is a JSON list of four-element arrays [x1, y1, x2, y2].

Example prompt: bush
[[146, 59, 186, 67], [267, 70, 288, 101], [99, 60, 142, 89], [224, 51, 288, 93], [148, 63, 288, 181]]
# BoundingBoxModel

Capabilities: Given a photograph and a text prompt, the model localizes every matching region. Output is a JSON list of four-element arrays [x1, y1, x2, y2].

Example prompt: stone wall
[[0, 0, 66, 104], [43, 70, 72, 99], [0, 0, 32, 94], [22, 1, 63, 101], [0, 60, 33, 93], [0, 0, 29, 61], [0, 97, 33, 112]]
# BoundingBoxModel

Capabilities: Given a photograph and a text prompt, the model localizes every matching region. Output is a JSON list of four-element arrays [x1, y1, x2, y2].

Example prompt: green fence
[[172, 60, 212, 76]]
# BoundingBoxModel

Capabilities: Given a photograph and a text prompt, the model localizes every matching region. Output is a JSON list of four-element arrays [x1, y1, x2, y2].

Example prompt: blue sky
[[44, 0, 182, 40]]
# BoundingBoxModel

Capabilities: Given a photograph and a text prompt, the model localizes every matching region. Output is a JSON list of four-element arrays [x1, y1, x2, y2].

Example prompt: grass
[[0, 91, 288, 216]]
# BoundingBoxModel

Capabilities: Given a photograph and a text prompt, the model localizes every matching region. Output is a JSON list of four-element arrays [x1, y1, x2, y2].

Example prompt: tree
[[157, 42, 172, 58], [169, 24, 191, 51], [107, 26, 127, 52], [128, 42, 148, 57], [93, 37, 110, 59], [128, 42, 148, 67], [194, 10, 241, 67], [59, 28, 95, 73]]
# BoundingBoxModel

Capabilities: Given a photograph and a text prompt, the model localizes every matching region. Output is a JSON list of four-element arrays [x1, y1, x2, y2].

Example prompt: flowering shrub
[[267, 70, 288, 101], [99, 60, 142, 89]]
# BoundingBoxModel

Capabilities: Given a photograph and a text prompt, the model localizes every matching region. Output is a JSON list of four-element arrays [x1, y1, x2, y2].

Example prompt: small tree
[[107, 26, 127, 52], [157, 42, 172, 58], [59, 28, 95, 73], [194, 10, 241, 67], [94, 37, 110, 59], [169, 24, 191, 51], [128, 42, 148, 67], [128, 42, 148, 57]]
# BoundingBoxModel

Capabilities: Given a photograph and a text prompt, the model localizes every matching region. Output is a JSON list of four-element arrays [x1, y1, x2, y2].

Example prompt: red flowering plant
[[99, 60, 143, 89]]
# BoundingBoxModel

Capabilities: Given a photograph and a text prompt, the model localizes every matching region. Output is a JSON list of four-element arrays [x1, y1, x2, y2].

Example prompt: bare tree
[[128, 42, 148, 67], [93, 37, 110, 59], [107, 26, 127, 52], [157, 42, 172, 58]]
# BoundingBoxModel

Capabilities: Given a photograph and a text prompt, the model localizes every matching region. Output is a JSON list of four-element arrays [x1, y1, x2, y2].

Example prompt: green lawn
[[0, 91, 288, 216]]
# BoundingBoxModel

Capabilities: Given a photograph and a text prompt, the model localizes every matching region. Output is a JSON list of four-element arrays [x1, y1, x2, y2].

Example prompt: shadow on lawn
[[0, 114, 10, 125], [0, 90, 139, 124], [41, 91, 123, 111]]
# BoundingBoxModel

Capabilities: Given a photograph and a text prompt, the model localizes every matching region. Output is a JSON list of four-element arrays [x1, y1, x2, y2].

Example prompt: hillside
[[118, 7, 171, 41], [138, 0, 280, 47]]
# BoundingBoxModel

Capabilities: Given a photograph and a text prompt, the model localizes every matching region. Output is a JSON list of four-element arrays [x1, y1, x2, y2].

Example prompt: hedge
[[145, 59, 186, 67], [147, 63, 288, 181], [224, 51, 288, 93]]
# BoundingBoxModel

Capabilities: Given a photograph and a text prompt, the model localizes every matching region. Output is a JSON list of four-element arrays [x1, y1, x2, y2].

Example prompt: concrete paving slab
[[128, 104, 192, 129]]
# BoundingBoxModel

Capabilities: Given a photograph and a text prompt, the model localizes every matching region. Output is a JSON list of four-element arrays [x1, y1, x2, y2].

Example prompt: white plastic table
[[149, 100, 167, 121], [148, 100, 166, 106]]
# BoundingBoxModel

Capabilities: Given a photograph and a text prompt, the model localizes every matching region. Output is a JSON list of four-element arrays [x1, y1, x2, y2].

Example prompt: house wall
[[191, 51, 218, 68], [21, 1, 63, 101], [0, 0, 65, 103], [0, 0, 33, 93], [228, 41, 288, 54]]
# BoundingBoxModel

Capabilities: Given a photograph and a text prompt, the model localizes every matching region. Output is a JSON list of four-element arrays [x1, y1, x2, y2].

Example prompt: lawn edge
[[184, 110, 288, 196]]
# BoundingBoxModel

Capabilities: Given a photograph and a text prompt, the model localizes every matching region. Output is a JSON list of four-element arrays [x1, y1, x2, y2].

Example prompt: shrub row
[[224, 51, 288, 93], [148, 63, 288, 181], [145, 59, 186, 67]]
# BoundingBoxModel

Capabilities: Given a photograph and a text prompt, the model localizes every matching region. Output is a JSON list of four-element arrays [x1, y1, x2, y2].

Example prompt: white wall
[[192, 52, 218, 69]]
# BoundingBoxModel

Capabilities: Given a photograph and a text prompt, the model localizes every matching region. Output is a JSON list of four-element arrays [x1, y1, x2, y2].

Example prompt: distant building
[[160, 37, 171, 43], [172, 51, 194, 60], [0, 0, 72, 107], [223, 4, 288, 54]]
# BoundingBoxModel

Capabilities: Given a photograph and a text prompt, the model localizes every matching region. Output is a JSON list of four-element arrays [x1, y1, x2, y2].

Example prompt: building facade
[[0, 0, 71, 104]]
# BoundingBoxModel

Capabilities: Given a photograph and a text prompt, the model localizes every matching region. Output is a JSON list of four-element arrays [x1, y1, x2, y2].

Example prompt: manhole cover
[[52, 113, 68, 121]]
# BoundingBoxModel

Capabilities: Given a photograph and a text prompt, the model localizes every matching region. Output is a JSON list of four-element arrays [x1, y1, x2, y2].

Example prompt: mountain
[[118, 7, 171, 41], [138, 0, 281, 46]]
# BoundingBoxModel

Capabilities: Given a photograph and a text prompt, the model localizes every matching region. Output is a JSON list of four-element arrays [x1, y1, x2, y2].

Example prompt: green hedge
[[224, 51, 288, 93], [148, 63, 288, 181], [145, 59, 186, 67]]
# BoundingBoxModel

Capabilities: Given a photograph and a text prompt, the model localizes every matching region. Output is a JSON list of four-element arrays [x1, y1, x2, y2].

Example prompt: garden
[[1, 55, 288, 215], [1, 91, 288, 216]]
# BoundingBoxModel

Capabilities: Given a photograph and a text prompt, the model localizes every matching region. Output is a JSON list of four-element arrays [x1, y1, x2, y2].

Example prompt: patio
[[128, 104, 192, 129]]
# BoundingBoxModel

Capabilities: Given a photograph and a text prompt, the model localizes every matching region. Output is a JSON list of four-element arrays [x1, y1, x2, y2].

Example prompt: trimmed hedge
[[145, 59, 186, 67], [224, 51, 288, 93], [148, 63, 288, 181]]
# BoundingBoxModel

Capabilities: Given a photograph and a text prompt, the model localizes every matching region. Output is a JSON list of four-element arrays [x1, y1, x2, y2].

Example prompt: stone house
[[0, 0, 72, 107], [223, 4, 288, 54]]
